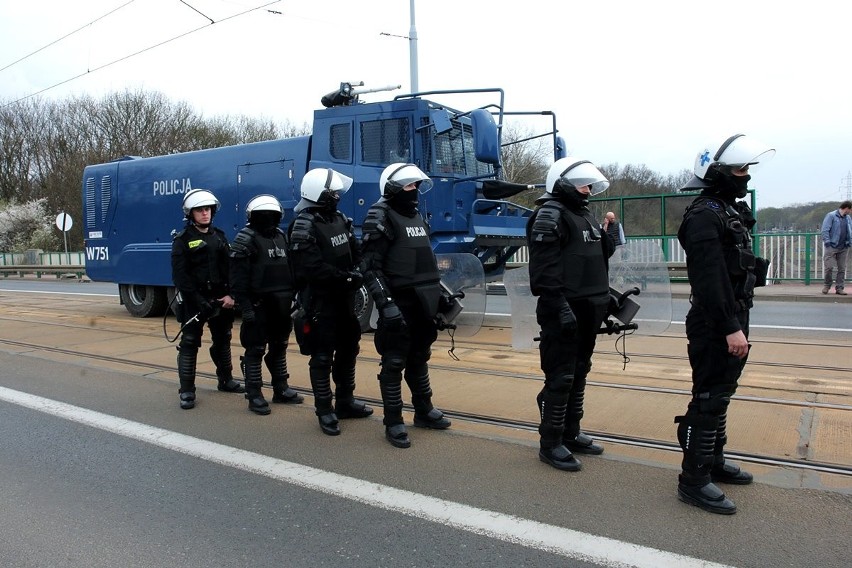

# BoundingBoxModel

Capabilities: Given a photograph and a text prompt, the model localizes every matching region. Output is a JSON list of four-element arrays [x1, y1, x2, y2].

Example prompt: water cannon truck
[[81, 82, 566, 328]]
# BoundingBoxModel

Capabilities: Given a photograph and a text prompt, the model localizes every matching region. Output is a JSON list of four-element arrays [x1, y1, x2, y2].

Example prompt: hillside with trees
[[0, 90, 838, 253], [0, 89, 308, 251]]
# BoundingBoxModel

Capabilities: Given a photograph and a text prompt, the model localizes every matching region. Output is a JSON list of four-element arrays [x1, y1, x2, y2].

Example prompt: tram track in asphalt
[[1, 333, 850, 479]]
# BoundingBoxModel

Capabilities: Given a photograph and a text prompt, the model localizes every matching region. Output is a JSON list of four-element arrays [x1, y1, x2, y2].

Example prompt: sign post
[[55, 213, 73, 265]]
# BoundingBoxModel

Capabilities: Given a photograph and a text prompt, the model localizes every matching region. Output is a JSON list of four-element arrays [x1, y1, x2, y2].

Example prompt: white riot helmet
[[245, 194, 282, 219], [683, 134, 775, 190], [379, 163, 433, 198], [299, 168, 353, 208], [539, 157, 609, 202], [182, 189, 220, 218]]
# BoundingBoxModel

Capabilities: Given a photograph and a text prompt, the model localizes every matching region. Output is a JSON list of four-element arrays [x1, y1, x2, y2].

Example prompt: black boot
[[675, 414, 736, 514], [677, 480, 736, 515], [379, 373, 409, 448], [537, 390, 581, 471], [210, 344, 244, 393], [315, 398, 340, 436], [179, 391, 196, 410], [310, 359, 339, 435], [539, 445, 581, 472], [563, 432, 604, 455], [385, 423, 411, 448], [333, 363, 372, 418], [406, 371, 451, 429], [177, 347, 197, 409], [710, 412, 753, 484], [563, 379, 603, 455], [265, 351, 304, 404], [242, 355, 270, 415]]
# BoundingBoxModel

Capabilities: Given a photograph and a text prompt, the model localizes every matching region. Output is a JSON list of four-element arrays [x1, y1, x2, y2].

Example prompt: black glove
[[380, 301, 406, 331], [241, 307, 256, 323], [557, 301, 577, 336]]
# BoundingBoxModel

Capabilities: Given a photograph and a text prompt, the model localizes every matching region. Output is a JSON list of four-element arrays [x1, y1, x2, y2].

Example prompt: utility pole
[[841, 171, 852, 201], [409, 0, 419, 93]]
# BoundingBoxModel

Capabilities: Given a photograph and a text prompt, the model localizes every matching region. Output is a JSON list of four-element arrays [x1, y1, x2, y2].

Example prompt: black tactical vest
[[680, 196, 758, 301], [311, 212, 354, 272], [383, 207, 440, 289], [249, 229, 292, 295], [545, 202, 609, 299]]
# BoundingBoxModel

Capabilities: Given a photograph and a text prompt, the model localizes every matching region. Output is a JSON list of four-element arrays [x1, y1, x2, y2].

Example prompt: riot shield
[[434, 253, 486, 337], [503, 240, 673, 348], [605, 241, 672, 336], [503, 266, 538, 349]]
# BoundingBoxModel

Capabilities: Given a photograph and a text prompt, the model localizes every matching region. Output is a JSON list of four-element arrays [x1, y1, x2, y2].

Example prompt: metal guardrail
[[0, 251, 87, 279], [507, 232, 826, 284]]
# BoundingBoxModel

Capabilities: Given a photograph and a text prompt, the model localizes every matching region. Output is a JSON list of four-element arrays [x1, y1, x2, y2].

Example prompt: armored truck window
[[329, 123, 351, 161], [360, 118, 410, 164]]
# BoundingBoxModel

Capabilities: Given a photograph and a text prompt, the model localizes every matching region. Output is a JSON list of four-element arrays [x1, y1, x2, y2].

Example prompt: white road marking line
[[0, 386, 732, 568]]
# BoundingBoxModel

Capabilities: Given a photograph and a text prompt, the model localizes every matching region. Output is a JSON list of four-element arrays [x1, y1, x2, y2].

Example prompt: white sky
[[1, 0, 850, 209]]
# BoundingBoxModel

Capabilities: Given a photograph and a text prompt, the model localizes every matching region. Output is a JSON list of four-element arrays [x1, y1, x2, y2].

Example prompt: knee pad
[[382, 355, 406, 374], [309, 352, 333, 371], [244, 345, 266, 360], [266, 340, 286, 358], [695, 384, 735, 415], [574, 359, 592, 380], [179, 331, 201, 351], [544, 373, 573, 395], [408, 349, 431, 369]]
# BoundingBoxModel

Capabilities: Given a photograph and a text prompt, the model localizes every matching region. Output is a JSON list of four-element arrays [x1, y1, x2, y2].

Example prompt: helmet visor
[[560, 161, 610, 195]]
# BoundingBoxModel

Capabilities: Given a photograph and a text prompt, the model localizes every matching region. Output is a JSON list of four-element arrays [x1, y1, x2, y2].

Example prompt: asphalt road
[[0, 281, 848, 568]]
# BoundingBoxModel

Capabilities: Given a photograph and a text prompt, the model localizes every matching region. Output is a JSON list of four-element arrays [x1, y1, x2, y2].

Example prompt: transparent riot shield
[[435, 253, 486, 337], [504, 241, 673, 347], [606, 241, 672, 336], [503, 266, 538, 349]]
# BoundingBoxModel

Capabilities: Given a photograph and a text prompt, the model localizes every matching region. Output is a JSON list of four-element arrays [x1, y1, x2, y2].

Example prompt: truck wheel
[[354, 285, 374, 332], [119, 284, 168, 318]]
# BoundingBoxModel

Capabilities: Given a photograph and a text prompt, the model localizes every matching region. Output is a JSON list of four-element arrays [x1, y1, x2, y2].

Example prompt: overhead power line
[[3, 0, 282, 107], [0, 0, 137, 73]]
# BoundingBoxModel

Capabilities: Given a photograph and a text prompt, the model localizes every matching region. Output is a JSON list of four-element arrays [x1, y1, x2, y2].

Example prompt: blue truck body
[[81, 85, 563, 318]]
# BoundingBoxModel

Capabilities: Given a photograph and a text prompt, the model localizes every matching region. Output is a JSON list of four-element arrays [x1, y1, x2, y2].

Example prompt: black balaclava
[[706, 166, 750, 201], [552, 179, 589, 211], [388, 188, 419, 217], [250, 211, 282, 237]]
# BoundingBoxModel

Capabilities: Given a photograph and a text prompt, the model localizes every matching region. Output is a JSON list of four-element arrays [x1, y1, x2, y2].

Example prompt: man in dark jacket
[[289, 168, 373, 436], [230, 194, 304, 416], [361, 163, 452, 449], [171, 189, 244, 410], [676, 134, 775, 514], [527, 158, 614, 472]]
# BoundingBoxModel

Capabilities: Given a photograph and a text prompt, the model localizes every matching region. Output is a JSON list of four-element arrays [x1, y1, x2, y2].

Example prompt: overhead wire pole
[[409, 0, 419, 93]]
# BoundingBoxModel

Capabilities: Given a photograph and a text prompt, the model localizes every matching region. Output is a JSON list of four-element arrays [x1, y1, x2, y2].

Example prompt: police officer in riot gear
[[527, 158, 614, 471], [230, 195, 304, 415], [289, 168, 373, 436], [171, 189, 244, 410], [676, 134, 775, 514], [362, 163, 451, 448]]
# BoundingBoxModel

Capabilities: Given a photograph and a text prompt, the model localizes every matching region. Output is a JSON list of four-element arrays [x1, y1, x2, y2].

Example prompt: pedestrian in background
[[230, 195, 304, 416], [526, 157, 614, 472], [675, 133, 775, 514], [289, 168, 373, 436], [603, 211, 626, 246], [171, 189, 244, 410], [820, 200, 852, 295]]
